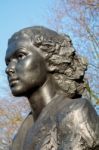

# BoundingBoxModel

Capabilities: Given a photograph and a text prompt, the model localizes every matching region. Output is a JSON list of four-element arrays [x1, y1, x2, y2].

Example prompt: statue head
[[5, 26, 87, 98]]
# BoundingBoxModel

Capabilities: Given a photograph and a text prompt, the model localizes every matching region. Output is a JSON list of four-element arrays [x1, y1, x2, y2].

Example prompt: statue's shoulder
[[55, 95, 93, 115], [10, 112, 34, 150], [68, 98, 93, 111], [62, 97, 98, 122], [70, 97, 98, 117], [58, 97, 99, 149], [62, 97, 96, 114], [44, 94, 95, 118]]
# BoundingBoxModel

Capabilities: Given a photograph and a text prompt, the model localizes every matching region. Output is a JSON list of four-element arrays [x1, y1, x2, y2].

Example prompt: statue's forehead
[[6, 39, 32, 59]]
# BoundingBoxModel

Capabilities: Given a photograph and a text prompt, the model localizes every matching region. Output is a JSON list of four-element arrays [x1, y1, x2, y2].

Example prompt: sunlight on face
[[5, 39, 47, 96]]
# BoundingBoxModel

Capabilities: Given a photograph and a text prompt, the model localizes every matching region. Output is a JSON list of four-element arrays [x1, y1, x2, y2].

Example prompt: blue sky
[[0, 0, 53, 99]]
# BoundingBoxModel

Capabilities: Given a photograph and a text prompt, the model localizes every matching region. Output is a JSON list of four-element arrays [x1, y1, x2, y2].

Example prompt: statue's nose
[[6, 67, 15, 75], [5, 62, 15, 76]]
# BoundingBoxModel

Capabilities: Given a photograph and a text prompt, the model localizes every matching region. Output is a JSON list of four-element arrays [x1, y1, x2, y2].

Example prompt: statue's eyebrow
[[15, 48, 27, 53], [15, 48, 30, 56], [5, 48, 21, 64]]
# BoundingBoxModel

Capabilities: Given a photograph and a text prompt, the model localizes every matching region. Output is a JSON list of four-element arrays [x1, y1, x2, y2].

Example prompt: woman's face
[[5, 38, 47, 96]]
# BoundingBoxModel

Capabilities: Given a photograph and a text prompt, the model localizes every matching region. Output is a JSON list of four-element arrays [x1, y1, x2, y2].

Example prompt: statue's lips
[[9, 78, 19, 87]]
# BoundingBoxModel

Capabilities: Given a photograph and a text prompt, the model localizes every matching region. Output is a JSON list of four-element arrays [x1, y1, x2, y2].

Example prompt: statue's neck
[[27, 76, 59, 121]]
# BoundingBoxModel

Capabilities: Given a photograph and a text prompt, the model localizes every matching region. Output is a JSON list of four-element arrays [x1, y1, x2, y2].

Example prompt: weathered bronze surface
[[5, 26, 99, 150]]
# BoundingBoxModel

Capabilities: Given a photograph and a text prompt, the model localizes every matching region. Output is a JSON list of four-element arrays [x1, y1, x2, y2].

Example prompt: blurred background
[[0, 0, 99, 149]]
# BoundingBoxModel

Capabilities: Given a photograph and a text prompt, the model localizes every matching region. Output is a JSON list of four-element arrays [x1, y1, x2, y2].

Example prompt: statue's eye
[[17, 53, 25, 60], [6, 60, 10, 66]]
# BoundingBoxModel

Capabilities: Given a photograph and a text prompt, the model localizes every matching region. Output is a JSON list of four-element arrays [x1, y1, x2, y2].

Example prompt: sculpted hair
[[8, 26, 88, 98]]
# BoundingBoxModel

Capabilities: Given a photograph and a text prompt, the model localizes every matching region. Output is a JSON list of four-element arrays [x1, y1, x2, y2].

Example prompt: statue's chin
[[11, 90, 24, 97], [10, 86, 26, 97]]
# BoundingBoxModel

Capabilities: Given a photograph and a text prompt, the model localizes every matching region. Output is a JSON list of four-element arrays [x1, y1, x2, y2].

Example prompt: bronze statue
[[5, 26, 99, 150]]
